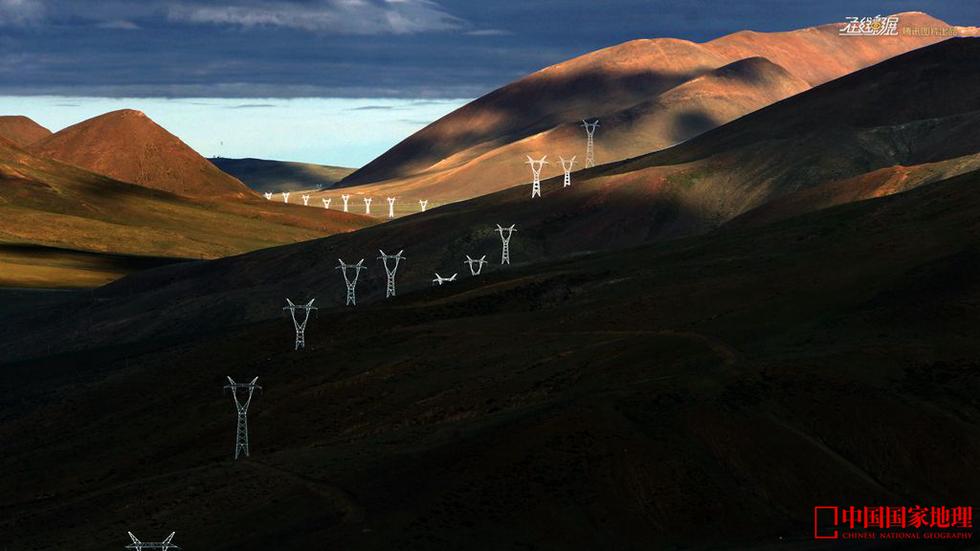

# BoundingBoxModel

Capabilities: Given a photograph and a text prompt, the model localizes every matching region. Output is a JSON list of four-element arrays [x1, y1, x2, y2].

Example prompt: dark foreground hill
[[2, 162, 979, 549]]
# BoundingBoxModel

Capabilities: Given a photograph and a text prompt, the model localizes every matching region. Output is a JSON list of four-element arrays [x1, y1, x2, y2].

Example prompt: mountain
[[4, 38, 976, 349], [323, 57, 810, 205], [336, 12, 958, 205], [0, 115, 51, 147], [30, 109, 254, 199], [301, 38, 979, 288], [210, 157, 356, 193], [0, 138, 374, 288], [3, 37, 979, 549], [3, 162, 979, 549]]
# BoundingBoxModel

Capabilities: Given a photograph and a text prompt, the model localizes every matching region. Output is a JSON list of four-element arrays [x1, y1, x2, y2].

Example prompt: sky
[[0, 0, 976, 165]]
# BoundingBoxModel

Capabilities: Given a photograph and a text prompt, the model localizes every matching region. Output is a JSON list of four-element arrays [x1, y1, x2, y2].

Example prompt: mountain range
[[5, 37, 977, 355], [1, 11, 979, 549], [331, 11, 963, 205], [0, 111, 373, 287], [3, 46, 979, 543]]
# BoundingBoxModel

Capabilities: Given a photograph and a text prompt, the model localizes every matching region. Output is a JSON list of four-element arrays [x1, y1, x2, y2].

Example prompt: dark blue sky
[[0, 0, 976, 98]]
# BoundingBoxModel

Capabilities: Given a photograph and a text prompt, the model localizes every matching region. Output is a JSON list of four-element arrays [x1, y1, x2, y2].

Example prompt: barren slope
[[0, 115, 51, 147], [0, 139, 373, 287], [31, 109, 255, 199], [336, 12, 956, 208]]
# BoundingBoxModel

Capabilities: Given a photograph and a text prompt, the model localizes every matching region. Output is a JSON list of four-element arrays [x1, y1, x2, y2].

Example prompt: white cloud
[[96, 19, 141, 30], [466, 28, 512, 36], [0, 0, 45, 26], [167, 0, 466, 34]]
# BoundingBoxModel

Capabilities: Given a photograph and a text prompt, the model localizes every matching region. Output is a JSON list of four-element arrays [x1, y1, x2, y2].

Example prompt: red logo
[[814, 506, 973, 541]]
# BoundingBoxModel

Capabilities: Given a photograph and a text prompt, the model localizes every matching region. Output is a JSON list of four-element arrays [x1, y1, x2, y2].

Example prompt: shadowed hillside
[[2, 164, 979, 549], [211, 157, 355, 193], [3, 22, 979, 551]]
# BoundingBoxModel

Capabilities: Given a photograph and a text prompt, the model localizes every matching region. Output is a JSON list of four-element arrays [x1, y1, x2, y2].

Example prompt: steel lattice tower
[[302, 194, 311, 206], [526, 155, 548, 198], [363, 197, 372, 215], [322, 197, 331, 209], [341, 194, 351, 212], [419, 199, 429, 212], [337, 258, 367, 306], [465, 254, 488, 275], [582, 120, 599, 168], [432, 273, 457, 285], [559, 156, 576, 187], [126, 531, 179, 550], [282, 191, 291, 204], [378, 249, 405, 298], [496, 224, 516, 265], [386, 197, 397, 218], [283, 298, 317, 350], [224, 377, 261, 460]]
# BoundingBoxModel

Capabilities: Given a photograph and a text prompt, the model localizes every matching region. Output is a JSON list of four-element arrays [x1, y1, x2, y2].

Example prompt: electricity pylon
[[559, 156, 576, 187], [582, 120, 599, 168], [341, 194, 350, 212], [283, 298, 317, 350], [496, 224, 516, 265], [364, 197, 373, 215], [282, 192, 291, 204], [224, 376, 261, 460], [322, 197, 331, 209], [465, 254, 488, 276], [302, 194, 311, 206], [337, 258, 367, 306], [526, 155, 548, 198], [432, 273, 457, 285], [419, 199, 428, 212], [126, 532, 179, 550], [263, 192, 273, 200], [386, 197, 396, 218], [378, 249, 405, 298]]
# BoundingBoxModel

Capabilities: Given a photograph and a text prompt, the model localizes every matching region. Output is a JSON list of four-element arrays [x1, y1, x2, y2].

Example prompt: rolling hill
[[334, 12, 959, 206], [6, 38, 978, 352], [211, 157, 355, 193], [0, 138, 374, 288], [2, 13, 979, 551], [317, 56, 811, 205], [2, 35, 979, 551], [2, 160, 978, 549], [0, 115, 51, 147], [30, 109, 255, 199]]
